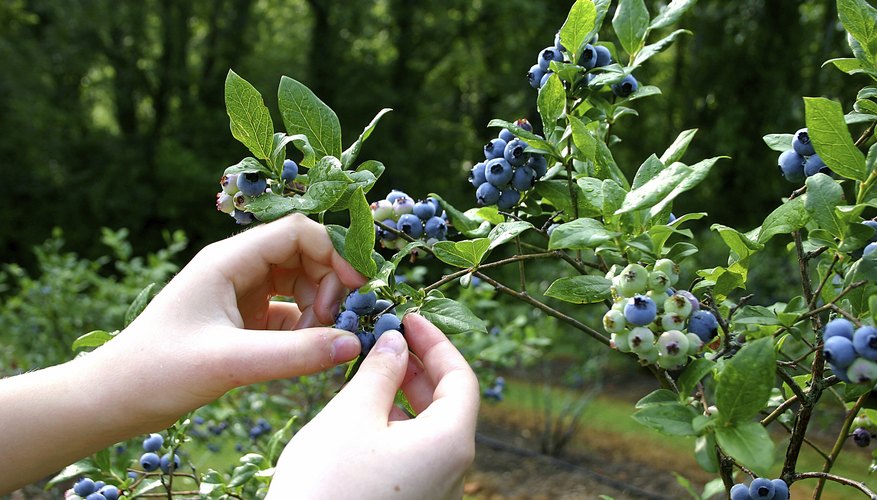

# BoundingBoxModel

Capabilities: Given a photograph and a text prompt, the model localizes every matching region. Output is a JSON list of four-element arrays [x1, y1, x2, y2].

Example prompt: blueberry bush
[[50, 0, 877, 498]]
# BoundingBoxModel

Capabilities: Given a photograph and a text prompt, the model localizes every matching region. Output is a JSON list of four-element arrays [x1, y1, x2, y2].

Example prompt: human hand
[[267, 313, 480, 500]]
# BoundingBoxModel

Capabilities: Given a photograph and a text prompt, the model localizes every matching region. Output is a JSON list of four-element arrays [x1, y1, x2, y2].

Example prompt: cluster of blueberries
[[483, 376, 506, 402], [821, 317, 877, 385], [730, 477, 789, 500], [138, 433, 181, 475], [215, 159, 300, 225], [603, 260, 719, 370], [371, 190, 448, 250], [470, 118, 548, 209], [777, 128, 830, 182], [334, 289, 403, 356], [527, 32, 639, 98], [66, 478, 120, 500]]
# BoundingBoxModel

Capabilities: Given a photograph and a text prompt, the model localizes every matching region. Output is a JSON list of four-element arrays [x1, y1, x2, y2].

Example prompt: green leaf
[[544, 275, 612, 304], [267, 416, 297, 465], [344, 187, 377, 277], [659, 129, 698, 165], [636, 388, 679, 407], [247, 157, 350, 219], [694, 434, 720, 473], [804, 97, 867, 181], [647, 157, 723, 218], [125, 282, 157, 327], [432, 238, 491, 268], [535, 180, 601, 218], [428, 193, 492, 238], [229, 463, 260, 488], [715, 421, 774, 475], [649, 0, 696, 30], [594, 138, 631, 189], [631, 154, 665, 190], [612, 0, 650, 56], [130, 478, 164, 498], [328, 163, 381, 211], [711, 224, 764, 263], [72, 329, 116, 351], [568, 115, 597, 161], [559, 0, 597, 61], [487, 119, 559, 157], [47, 460, 98, 487], [678, 358, 716, 399], [757, 196, 810, 244], [837, 0, 877, 69], [632, 29, 691, 67], [418, 297, 487, 335], [548, 218, 619, 250], [762, 133, 794, 152], [224, 156, 272, 177], [341, 108, 392, 168], [537, 73, 565, 137], [225, 70, 274, 160], [487, 221, 533, 251], [715, 337, 776, 424], [804, 173, 845, 238], [577, 177, 605, 216], [601, 179, 627, 219], [632, 402, 698, 436], [824, 57, 867, 75], [278, 76, 342, 160], [271, 133, 316, 170]]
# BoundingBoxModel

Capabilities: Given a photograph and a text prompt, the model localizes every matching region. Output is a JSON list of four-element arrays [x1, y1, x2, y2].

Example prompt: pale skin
[[0, 214, 479, 498]]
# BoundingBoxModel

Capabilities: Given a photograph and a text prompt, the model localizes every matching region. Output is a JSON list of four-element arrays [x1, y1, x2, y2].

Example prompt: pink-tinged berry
[[220, 173, 239, 195], [216, 193, 234, 214]]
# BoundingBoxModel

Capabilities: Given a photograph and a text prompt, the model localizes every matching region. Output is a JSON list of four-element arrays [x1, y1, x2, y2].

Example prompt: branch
[[795, 471, 877, 500], [761, 394, 799, 427], [812, 392, 870, 499]]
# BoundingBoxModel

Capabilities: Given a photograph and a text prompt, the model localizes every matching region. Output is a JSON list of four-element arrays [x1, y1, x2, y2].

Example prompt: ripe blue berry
[[804, 154, 828, 177], [357, 331, 376, 356], [824, 318, 854, 340], [793, 128, 816, 156], [426, 196, 441, 215], [504, 138, 529, 167], [515, 118, 533, 132], [594, 45, 612, 67], [386, 189, 409, 204], [578, 44, 598, 69], [540, 72, 552, 88], [771, 479, 789, 500], [853, 326, 877, 360], [281, 159, 299, 185], [335, 310, 359, 332], [412, 201, 436, 220], [237, 172, 267, 197], [865, 242, 877, 257], [687, 310, 719, 342], [160, 453, 181, 474], [854, 427, 872, 447], [143, 433, 164, 452], [611, 75, 638, 97], [511, 165, 537, 191], [380, 219, 398, 240], [74, 478, 96, 496], [345, 290, 377, 315], [778, 150, 806, 182], [140, 452, 161, 472], [484, 138, 508, 160], [528, 64, 546, 89], [553, 31, 566, 52], [485, 158, 514, 187], [823, 336, 857, 369], [100, 486, 120, 500], [374, 313, 403, 339], [232, 210, 255, 225], [496, 189, 521, 210], [538, 46, 563, 71], [499, 128, 515, 143], [864, 220, 877, 242], [470, 162, 487, 187], [749, 477, 774, 500], [624, 295, 657, 326], [424, 216, 448, 240], [476, 182, 501, 206], [372, 299, 395, 315], [729, 483, 750, 500], [527, 154, 548, 178], [86, 493, 106, 500], [397, 213, 424, 238]]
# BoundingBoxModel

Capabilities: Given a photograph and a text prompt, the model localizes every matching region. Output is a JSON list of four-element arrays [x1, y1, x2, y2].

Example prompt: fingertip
[[331, 330, 362, 363]]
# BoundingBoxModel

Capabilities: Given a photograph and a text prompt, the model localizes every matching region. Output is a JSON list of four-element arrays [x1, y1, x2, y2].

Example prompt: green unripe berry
[[603, 309, 626, 333], [648, 270, 671, 293], [660, 312, 686, 331], [629, 327, 655, 355], [612, 330, 632, 353], [847, 358, 877, 385], [664, 293, 693, 318], [686, 332, 703, 355], [657, 330, 690, 361], [612, 297, 629, 313], [653, 258, 680, 286], [646, 290, 666, 312], [616, 263, 649, 297], [637, 346, 658, 364]]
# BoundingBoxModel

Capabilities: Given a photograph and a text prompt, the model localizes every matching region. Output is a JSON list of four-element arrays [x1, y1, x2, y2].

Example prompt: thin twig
[[812, 393, 870, 499], [795, 471, 877, 500]]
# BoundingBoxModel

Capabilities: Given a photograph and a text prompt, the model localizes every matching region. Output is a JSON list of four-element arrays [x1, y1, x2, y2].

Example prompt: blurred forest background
[[0, 0, 866, 267]]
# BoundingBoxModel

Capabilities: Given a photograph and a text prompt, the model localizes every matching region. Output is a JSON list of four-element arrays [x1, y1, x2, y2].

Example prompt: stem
[[808, 253, 839, 309], [422, 251, 558, 293], [761, 394, 799, 426], [811, 393, 870, 500], [794, 231, 815, 306], [796, 471, 877, 500], [516, 237, 527, 294]]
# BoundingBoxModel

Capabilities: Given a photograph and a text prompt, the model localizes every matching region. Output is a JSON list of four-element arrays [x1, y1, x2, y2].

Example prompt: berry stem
[[811, 392, 870, 500], [795, 471, 877, 500]]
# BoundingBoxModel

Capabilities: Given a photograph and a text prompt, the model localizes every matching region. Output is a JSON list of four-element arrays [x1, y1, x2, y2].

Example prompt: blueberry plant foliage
[[51, 0, 877, 498]]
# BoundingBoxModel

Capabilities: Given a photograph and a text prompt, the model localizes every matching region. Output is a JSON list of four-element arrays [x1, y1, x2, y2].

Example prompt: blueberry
[[853, 326, 877, 360], [749, 477, 774, 500], [386, 189, 410, 204], [616, 264, 649, 297], [499, 128, 515, 143], [372, 299, 395, 315], [854, 427, 872, 447], [424, 216, 448, 240], [74, 478, 96, 496], [686, 332, 704, 355], [578, 44, 598, 69], [281, 159, 299, 185], [334, 310, 359, 332], [594, 45, 612, 67], [99, 486, 120, 500], [484, 138, 508, 160], [380, 219, 398, 240], [426, 196, 441, 216], [538, 46, 563, 71], [664, 293, 693, 318], [553, 30, 566, 52], [527, 155, 548, 178], [220, 173, 239, 195], [371, 199, 393, 221], [476, 182, 501, 206], [847, 357, 877, 384], [824, 318, 854, 340], [687, 310, 719, 342], [396, 213, 424, 238], [232, 210, 255, 225], [831, 362, 853, 383], [628, 326, 656, 354], [804, 154, 828, 176], [412, 200, 436, 220], [823, 336, 856, 369], [345, 289, 377, 315], [611, 75, 638, 97], [676, 290, 700, 312], [127, 471, 139, 480], [469, 162, 487, 187], [392, 197, 415, 218], [160, 453, 181, 474], [778, 150, 806, 182], [528, 64, 546, 89], [729, 483, 751, 500], [648, 270, 670, 293], [140, 452, 161, 472], [514, 118, 533, 132], [793, 128, 816, 156], [865, 242, 877, 256], [657, 330, 690, 362], [660, 312, 685, 331], [771, 479, 789, 500], [624, 295, 657, 326], [653, 259, 680, 285], [503, 138, 529, 167], [237, 172, 267, 197], [93, 481, 105, 491], [602, 309, 626, 333], [374, 313, 403, 339], [143, 433, 164, 452], [540, 71, 553, 88], [496, 189, 521, 210], [86, 493, 106, 500], [356, 331, 377, 355], [864, 220, 877, 242], [485, 158, 514, 187], [511, 165, 537, 191], [216, 193, 234, 214]]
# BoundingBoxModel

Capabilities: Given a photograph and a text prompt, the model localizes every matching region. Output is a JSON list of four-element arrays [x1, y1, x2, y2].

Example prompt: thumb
[[330, 330, 409, 423]]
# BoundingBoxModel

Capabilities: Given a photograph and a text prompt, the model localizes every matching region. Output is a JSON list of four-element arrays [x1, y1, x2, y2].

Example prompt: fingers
[[210, 326, 361, 386], [400, 353, 435, 414], [328, 330, 409, 424]]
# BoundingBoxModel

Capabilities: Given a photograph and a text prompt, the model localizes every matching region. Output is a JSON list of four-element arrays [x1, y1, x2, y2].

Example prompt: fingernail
[[332, 334, 360, 361], [329, 301, 341, 319], [375, 329, 406, 355]]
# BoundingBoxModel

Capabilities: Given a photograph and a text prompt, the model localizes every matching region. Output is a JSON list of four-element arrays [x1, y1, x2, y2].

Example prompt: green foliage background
[[0, 0, 864, 267]]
